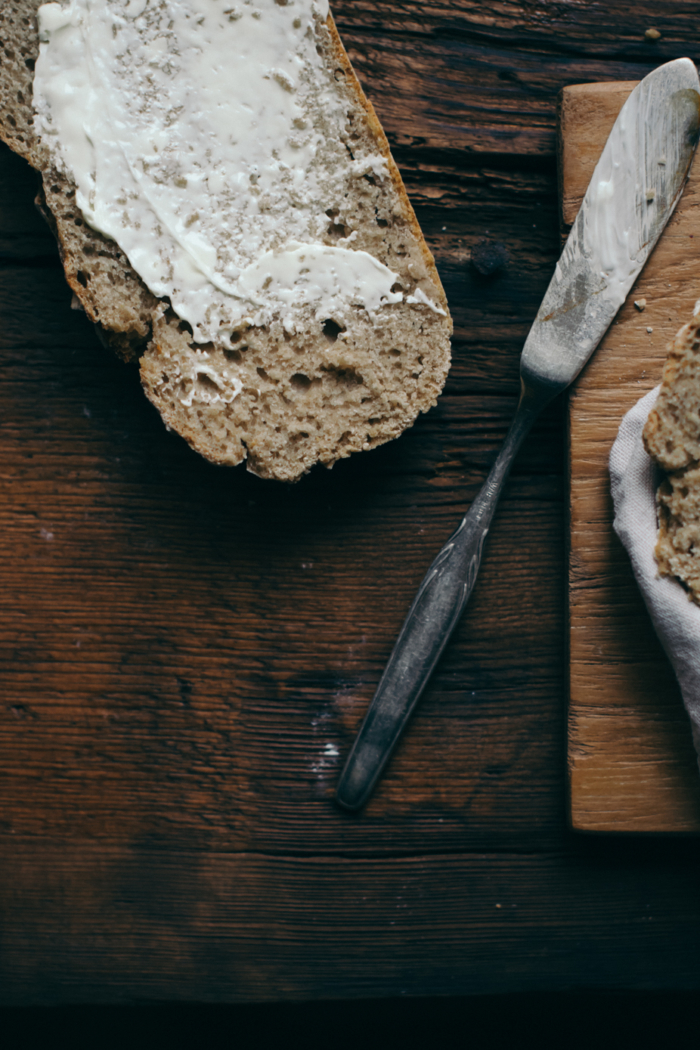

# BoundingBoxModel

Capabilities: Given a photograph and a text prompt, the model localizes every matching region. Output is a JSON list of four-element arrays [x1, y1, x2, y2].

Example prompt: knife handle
[[335, 390, 542, 811]]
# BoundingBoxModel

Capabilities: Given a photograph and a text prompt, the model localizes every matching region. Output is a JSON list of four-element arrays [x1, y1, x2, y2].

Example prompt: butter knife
[[336, 57, 700, 811]]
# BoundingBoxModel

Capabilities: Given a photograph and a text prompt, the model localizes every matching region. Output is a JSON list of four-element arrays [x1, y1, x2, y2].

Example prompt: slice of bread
[[643, 310, 700, 601], [0, 1, 452, 481]]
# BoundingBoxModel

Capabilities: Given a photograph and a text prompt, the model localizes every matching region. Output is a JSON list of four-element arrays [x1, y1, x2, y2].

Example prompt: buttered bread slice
[[0, 0, 452, 481]]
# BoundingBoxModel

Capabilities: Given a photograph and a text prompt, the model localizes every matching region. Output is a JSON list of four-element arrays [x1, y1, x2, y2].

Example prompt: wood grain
[[3, 842, 700, 1005], [564, 82, 700, 832], [3, 0, 700, 1005], [0, 126, 567, 858]]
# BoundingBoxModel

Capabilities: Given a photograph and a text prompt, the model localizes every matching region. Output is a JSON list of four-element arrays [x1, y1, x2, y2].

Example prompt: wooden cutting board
[[564, 81, 700, 833]]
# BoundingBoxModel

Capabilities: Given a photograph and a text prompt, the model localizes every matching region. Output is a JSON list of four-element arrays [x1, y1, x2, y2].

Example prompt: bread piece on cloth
[[0, 1, 452, 481], [643, 309, 700, 601], [612, 386, 700, 767]]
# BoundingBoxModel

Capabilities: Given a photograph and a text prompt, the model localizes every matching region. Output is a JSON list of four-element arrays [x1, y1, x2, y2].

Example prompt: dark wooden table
[[2, 1, 700, 1006]]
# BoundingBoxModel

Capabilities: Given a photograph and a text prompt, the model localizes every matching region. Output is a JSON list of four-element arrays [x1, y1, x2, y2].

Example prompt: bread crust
[[0, 2, 452, 481], [324, 14, 447, 314]]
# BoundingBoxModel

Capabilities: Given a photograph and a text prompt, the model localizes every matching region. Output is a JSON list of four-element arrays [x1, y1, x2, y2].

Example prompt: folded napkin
[[610, 385, 700, 768]]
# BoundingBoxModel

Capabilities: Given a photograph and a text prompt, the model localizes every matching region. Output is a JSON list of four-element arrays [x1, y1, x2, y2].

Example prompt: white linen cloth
[[610, 385, 700, 767]]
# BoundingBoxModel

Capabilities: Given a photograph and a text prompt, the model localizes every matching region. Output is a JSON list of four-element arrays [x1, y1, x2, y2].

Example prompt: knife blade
[[336, 57, 700, 812]]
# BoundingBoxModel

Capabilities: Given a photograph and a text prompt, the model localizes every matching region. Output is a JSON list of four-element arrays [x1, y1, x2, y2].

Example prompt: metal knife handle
[[336, 388, 544, 811]]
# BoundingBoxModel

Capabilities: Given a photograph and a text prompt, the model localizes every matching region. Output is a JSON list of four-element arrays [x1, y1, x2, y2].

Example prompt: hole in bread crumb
[[257, 366, 271, 382], [291, 373, 312, 391], [230, 330, 244, 343], [363, 173, 378, 187], [197, 374, 221, 392], [324, 365, 363, 388], [327, 219, 349, 240], [177, 319, 194, 336], [76, 270, 88, 287], [389, 348, 401, 357], [391, 282, 403, 294], [224, 346, 246, 363], [376, 218, 389, 228], [322, 318, 345, 342], [24, 58, 35, 71]]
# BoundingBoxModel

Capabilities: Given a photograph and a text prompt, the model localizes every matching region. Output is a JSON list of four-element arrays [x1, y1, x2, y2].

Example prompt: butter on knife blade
[[523, 57, 700, 389]]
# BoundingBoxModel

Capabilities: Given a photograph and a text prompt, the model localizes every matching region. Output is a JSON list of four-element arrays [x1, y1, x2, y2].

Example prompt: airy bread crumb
[[643, 313, 700, 601]]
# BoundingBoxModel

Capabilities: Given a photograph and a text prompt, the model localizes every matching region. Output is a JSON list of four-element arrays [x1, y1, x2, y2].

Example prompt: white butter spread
[[33, 0, 417, 347], [581, 61, 699, 311], [582, 101, 640, 311], [406, 286, 447, 316]]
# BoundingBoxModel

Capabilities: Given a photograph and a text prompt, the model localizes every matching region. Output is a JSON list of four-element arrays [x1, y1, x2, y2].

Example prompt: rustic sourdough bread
[[643, 310, 700, 602], [0, 1, 452, 481]]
